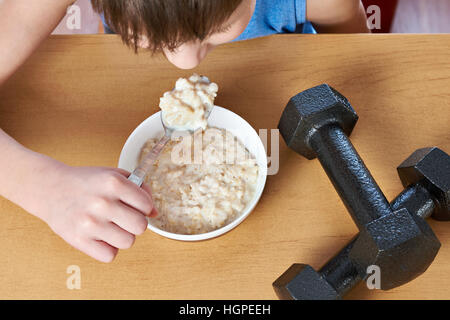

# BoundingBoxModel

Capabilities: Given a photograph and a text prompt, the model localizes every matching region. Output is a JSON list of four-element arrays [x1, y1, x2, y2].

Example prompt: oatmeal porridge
[[139, 127, 259, 235], [159, 74, 218, 131]]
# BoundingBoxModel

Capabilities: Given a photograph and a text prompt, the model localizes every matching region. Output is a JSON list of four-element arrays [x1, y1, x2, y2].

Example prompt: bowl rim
[[118, 106, 268, 241]]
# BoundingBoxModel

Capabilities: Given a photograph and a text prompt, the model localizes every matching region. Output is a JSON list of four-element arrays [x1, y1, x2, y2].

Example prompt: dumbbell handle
[[317, 181, 435, 299], [309, 123, 392, 230], [318, 235, 359, 298], [390, 181, 435, 219]]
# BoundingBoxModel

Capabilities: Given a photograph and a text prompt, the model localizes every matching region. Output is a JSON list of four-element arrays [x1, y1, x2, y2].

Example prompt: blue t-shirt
[[233, 0, 316, 41], [101, 0, 316, 38]]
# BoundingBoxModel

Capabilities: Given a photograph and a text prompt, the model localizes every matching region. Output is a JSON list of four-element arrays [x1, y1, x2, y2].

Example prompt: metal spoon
[[127, 76, 213, 187]]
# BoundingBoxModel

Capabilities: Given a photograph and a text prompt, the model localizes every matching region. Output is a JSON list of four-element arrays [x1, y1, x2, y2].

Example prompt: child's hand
[[35, 164, 156, 263]]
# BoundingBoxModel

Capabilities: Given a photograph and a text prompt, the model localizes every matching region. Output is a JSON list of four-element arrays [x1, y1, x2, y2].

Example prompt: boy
[[0, 0, 369, 262]]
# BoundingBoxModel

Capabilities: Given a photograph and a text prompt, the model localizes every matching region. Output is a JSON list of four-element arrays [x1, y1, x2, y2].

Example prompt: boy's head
[[92, 0, 255, 69]]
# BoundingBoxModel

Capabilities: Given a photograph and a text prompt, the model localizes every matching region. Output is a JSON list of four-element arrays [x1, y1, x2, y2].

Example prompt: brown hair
[[92, 0, 243, 52]]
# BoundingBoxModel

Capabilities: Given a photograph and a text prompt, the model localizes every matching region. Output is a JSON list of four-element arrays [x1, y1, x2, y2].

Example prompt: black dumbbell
[[276, 84, 449, 297], [273, 147, 450, 299]]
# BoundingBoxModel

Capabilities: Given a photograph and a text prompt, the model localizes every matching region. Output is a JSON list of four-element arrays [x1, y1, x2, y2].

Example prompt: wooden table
[[0, 34, 449, 300]]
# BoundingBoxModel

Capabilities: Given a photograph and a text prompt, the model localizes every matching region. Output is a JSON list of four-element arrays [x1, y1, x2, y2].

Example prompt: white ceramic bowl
[[118, 106, 268, 241]]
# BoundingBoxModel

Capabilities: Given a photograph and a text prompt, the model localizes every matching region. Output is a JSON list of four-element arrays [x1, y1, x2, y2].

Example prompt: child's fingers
[[113, 167, 131, 177], [149, 207, 159, 218], [110, 201, 149, 235], [141, 182, 152, 195], [113, 168, 154, 199], [115, 177, 153, 215], [74, 238, 118, 263], [111, 168, 156, 217], [141, 184, 159, 217], [96, 222, 136, 250]]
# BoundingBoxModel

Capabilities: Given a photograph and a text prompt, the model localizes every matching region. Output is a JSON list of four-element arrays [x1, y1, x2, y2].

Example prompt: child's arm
[[307, 0, 370, 33], [0, 0, 155, 263], [0, 129, 155, 262]]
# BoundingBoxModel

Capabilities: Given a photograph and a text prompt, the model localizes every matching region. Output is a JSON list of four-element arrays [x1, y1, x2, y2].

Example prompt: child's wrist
[[10, 150, 67, 222]]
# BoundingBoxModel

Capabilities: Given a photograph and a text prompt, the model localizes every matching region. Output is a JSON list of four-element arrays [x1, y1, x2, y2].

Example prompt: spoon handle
[[128, 134, 171, 187]]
